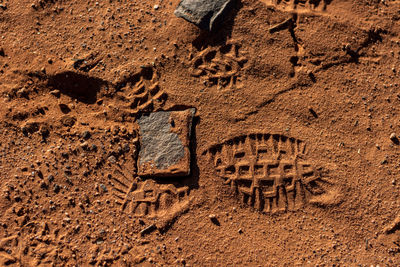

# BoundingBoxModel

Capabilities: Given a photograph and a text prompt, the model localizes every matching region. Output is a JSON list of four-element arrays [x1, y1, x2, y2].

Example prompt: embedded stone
[[137, 108, 195, 177], [174, 0, 233, 31]]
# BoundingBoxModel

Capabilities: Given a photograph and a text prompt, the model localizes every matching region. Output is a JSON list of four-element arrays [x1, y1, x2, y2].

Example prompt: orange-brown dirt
[[1, 0, 400, 265]]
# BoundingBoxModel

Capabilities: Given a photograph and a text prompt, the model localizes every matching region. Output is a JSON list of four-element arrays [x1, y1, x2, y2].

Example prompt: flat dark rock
[[174, 0, 233, 31], [137, 108, 195, 177]]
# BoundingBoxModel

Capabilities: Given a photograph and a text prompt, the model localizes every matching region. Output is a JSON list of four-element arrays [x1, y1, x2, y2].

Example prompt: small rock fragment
[[107, 155, 116, 163], [308, 107, 318, 118], [81, 130, 91, 139], [209, 214, 220, 225], [53, 184, 61, 193], [50, 90, 60, 97], [174, 0, 234, 31], [99, 184, 107, 192], [40, 181, 48, 189], [47, 175, 54, 183], [80, 142, 89, 150], [74, 224, 81, 233], [137, 108, 195, 177], [140, 224, 157, 236], [390, 133, 398, 143]]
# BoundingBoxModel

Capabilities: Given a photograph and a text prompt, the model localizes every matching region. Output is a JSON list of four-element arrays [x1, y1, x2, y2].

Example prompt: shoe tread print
[[204, 133, 326, 213], [114, 66, 168, 116], [108, 121, 190, 222], [261, 0, 332, 13], [190, 41, 247, 90]]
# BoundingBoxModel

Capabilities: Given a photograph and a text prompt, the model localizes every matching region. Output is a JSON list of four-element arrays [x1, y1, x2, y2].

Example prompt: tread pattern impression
[[190, 42, 247, 89], [261, 0, 332, 13], [112, 176, 189, 218], [115, 67, 168, 115], [109, 136, 190, 219], [205, 133, 323, 212]]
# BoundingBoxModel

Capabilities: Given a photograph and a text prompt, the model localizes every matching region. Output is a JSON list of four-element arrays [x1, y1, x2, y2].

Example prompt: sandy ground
[[1, 0, 400, 265]]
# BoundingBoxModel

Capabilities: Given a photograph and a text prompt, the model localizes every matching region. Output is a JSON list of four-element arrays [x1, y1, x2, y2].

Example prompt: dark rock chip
[[50, 90, 61, 97], [47, 175, 55, 183], [174, 0, 233, 31], [82, 130, 91, 139], [53, 184, 61, 193], [209, 214, 220, 226], [137, 108, 195, 177]]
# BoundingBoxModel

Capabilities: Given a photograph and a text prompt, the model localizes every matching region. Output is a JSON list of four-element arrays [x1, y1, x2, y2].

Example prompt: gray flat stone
[[174, 0, 233, 31], [137, 108, 195, 177]]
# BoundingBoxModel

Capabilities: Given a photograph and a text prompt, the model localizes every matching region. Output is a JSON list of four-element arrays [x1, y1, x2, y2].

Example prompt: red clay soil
[[1, 0, 400, 265]]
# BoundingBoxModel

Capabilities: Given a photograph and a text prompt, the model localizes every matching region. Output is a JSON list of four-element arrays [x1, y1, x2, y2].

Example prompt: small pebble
[[40, 182, 48, 189], [53, 184, 61, 193], [209, 214, 220, 225], [99, 184, 107, 192], [390, 133, 398, 143], [80, 142, 89, 150], [82, 130, 91, 139], [108, 155, 116, 163], [50, 90, 60, 97], [153, 4, 159, 10], [140, 224, 156, 236]]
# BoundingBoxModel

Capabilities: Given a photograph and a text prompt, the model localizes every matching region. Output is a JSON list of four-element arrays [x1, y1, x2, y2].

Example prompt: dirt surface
[[1, 0, 400, 265]]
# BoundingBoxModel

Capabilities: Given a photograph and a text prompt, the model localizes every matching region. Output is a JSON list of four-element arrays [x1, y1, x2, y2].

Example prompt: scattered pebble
[[107, 155, 116, 163], [99, 183, 107, 192], [50, 90, 60, 97], [40, 181, 48, 189], [390, 133, 398, 143], [209, 214, 220, 225], [140, 224, 157, 236], [308, 107, 318, 118], [53, 184, 61, 193], [80, 142, 89, 150], [82, 130, 91, 139]]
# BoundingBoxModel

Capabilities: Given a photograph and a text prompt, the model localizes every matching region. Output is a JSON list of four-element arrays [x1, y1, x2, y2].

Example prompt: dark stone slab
[[137, 108, 195, 177], [174, 0, 233, 31]]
